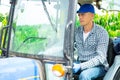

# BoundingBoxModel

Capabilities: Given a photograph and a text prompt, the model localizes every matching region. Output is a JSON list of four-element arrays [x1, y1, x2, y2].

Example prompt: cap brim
[[77, 11, 86, 13]]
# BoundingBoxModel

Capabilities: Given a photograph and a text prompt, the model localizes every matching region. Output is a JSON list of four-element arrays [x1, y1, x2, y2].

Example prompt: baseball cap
[[77, 4, 95, 14]]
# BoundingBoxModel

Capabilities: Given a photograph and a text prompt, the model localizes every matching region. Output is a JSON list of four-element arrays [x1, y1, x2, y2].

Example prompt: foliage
[[94, 11, 120, 37], [12, 25, 47, 54], [12, 25, 38, 49], [75, 16, 80, 28], [0, 13, 8, 28], [0, 13, 8, 56], [0, 13, 5, 22]]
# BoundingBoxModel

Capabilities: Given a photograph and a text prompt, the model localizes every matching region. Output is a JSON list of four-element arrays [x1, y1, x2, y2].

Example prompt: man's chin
[[80, 22, 84, 26]]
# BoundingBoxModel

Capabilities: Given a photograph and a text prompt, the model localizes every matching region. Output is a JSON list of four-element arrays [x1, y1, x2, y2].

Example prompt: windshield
[[10, 0, 69, 57]]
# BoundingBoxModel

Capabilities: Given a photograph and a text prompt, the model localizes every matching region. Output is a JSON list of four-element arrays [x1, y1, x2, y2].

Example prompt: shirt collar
[[90, 23, 96, 34], [80, 23, 96, 34]]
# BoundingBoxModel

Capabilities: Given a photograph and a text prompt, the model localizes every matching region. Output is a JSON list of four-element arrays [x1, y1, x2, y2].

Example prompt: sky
[[0, 0, 120, 14], [101, 0, 120, 10], [0, 0, 10, 14]]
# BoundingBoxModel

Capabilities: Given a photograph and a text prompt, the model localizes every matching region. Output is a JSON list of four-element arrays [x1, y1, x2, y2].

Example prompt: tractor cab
[[0, 0, 120, 80], [0, 0, 76, 80]]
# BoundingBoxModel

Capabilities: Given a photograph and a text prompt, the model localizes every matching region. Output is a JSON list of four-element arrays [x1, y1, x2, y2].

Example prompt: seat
[[73, 38, 116, 80], [106, 38, 116, 67]]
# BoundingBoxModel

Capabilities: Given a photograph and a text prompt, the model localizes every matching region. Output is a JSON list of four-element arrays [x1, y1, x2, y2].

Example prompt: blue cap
[[77, 4, 95, 14]]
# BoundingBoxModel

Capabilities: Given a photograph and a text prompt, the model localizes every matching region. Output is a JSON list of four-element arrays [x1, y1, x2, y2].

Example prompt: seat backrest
[[113, 37, 120, 55], [107, 38, 116, 67]]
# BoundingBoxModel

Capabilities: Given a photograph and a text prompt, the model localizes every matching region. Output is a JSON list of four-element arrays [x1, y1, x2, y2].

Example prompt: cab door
[[1, 0, 77, 80]]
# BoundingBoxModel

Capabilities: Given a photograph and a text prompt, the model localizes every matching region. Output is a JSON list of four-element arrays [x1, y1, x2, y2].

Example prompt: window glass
[[10, 0, 69, 57]]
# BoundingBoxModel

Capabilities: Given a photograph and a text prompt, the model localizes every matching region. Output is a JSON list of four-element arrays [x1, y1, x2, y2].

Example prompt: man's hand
[[73, 62, 81, 73]]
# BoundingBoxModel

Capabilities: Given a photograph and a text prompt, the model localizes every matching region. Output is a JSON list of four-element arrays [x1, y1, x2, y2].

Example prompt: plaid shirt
[[75, 23, 109, 70]]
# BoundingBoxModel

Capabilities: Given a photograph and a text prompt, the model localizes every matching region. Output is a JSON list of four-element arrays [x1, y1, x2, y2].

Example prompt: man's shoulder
[[95, 24, 107, 32], [94, 24, 109, 38]]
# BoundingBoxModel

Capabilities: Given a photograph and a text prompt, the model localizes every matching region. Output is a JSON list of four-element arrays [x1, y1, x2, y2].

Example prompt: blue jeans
[[79, 66, 106, 80]]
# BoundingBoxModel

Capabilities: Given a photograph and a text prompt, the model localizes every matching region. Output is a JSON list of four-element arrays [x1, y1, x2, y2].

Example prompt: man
[[73, 4, 109, 80]]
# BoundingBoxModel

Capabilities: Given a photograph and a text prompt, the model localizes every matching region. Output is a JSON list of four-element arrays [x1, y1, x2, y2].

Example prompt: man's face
[[78, 12, 94, 26]]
